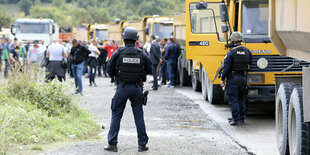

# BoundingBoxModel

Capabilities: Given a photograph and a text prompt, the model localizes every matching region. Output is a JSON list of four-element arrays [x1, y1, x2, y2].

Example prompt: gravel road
[[42, 76, 249, 155]]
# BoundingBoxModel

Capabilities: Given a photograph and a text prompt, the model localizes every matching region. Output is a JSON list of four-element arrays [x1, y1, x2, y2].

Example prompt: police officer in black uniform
[[104, 27, 152, 152], [221, 32, 252, 126]]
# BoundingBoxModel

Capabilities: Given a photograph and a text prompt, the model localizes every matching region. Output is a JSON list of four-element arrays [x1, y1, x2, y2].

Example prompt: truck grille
[[249, 55, 310, 72]]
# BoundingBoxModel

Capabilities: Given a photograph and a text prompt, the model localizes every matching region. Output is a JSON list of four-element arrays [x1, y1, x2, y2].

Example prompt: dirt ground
[[41, 76, 249, 155]]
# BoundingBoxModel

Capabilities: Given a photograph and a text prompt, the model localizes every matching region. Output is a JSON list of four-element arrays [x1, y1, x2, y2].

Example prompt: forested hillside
[[0, 0, 185, 28]]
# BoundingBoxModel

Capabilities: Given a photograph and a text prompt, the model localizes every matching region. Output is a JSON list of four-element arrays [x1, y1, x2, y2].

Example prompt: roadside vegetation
[[0, 0, 185, 29], [0, 68, 100, 153]]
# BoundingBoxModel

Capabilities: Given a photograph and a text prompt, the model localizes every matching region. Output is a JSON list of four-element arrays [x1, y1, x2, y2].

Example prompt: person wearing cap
[[220, 32, 252, 126], [104, 27, 152, 152], [27, 40, 41, 64]]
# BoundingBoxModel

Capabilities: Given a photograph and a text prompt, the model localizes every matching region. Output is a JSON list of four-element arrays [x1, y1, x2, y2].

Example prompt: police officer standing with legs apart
[[104, 27, 152, 152], [220, 32, 252, 126]]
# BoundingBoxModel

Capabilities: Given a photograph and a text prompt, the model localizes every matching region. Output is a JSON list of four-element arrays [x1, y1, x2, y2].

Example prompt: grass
[[0, 66, 101, 153]]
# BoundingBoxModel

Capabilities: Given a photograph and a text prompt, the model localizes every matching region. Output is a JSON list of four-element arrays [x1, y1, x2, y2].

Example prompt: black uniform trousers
[[226, 74, 247, 121], [108, 83, 149, 146]]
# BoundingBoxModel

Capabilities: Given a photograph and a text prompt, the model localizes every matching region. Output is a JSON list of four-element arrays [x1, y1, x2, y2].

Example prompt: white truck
[[10, 18, 59, 46]]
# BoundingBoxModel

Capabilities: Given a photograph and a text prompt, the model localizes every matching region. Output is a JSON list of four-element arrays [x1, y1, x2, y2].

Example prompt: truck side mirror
[[221, 24, 229, 33], [145, 28, 149, 35], [11, 24, 17, 35], [52, 25, 55, 34], [219, 3, 229, 22], [196, 2, 208, 10]]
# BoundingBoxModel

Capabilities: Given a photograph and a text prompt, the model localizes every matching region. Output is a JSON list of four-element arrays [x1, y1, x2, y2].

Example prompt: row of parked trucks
[[8, 0, 310, 154]]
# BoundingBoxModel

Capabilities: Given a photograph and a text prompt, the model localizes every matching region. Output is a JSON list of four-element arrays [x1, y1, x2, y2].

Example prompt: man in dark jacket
[[149, 35, 162, 90], [97, 39, 108, 77], [165, 38, 181, 88], [70, 39, 91, 95]]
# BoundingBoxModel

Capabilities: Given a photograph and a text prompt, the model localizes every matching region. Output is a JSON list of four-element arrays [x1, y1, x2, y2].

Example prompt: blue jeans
[[108, 83, 148, 146], [72, 62, 84, 93], [89, 66, 97, 83], [166, 59, 177, 86]]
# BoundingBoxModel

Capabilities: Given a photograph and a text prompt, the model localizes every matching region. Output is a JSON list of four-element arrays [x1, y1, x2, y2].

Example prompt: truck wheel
[[191, 70, 201, 91], [288, 85, 310, 155], [180, 67, 191, 86], [178, 58, 191, 87], [276, 82, 296, 155], [202, 68, 224, 104]]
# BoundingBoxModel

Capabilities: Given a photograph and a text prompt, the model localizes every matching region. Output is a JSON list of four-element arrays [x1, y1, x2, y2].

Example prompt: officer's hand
[[220, 81, 226, 88]]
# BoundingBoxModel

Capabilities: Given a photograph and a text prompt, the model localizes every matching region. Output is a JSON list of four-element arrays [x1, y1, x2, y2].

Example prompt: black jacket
[[70, 44, 91, 64], [150, 41, 161, 65]]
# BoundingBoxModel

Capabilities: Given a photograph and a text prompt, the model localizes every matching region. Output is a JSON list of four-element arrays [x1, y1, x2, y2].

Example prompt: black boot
[[229, 120, 243, 126], [138, 145, 149, 152], [104, 144, 118, 152]]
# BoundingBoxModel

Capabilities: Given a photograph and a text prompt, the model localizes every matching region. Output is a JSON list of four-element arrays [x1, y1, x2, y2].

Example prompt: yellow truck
[[181, 0, 305, 105], [143, 16, 174, 43], [87, 24, 109, 42], [108, 20, 128, 46], [126, 16, 174, 44], [106, 16, 173, 48], [270, 0, 310, 154]]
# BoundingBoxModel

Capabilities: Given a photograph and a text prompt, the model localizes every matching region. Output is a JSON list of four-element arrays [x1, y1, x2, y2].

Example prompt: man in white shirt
[[88, 39, 100, 86]]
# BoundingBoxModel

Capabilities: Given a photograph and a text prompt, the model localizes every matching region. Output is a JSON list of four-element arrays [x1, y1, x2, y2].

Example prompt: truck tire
[[276, 82, 297, 155], [201, 68, 208, 100], [180, 67, 191, 86], [202, 68, 224, 104], [178, 57, 191, 86], [288, 85, 310, 155], [191, 70, 201, 91]]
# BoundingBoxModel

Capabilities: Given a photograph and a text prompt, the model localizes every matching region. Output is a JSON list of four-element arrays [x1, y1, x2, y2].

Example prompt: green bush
[[0, 69, 100, 153]]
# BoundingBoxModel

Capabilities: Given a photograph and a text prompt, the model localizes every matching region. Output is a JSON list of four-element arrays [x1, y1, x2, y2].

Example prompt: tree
[[138, 2, 162, 16], [76, 0, 97, 8], [52, 0, 65, 7], [87, 7, 110, 23], [18, 0, 32, 15], [17, 0, 39, 15], [0, 10, 11, 31], [30, 6, 70, 27]]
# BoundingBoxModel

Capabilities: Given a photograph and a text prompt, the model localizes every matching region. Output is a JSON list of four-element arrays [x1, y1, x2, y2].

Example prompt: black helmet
[[122, 27, 139, 41]]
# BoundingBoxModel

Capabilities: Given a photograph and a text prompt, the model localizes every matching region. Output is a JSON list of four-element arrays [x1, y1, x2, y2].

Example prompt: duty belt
[[231, 71, 247, 76]]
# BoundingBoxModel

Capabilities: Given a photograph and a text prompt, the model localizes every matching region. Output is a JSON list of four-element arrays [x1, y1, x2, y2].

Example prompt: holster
[[142, 91, 149, 106]]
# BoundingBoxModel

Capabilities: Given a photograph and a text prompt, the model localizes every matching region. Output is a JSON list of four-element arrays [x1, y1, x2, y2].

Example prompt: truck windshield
[[96, 29, 108, 40], [189, 3, 225, 41], [153, 23, 173, 38], [241, 0, 269, 42], [17, 23, 49, 34]]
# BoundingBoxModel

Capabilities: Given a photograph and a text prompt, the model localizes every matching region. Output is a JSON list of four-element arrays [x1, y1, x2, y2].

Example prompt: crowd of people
[[0, 35, 182, 95], [144, 35, 181, 90]]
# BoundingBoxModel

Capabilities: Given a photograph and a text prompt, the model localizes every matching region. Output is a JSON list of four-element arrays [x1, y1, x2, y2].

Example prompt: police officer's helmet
[[122, 27, 139, 41], [230, 32, 243, 42]]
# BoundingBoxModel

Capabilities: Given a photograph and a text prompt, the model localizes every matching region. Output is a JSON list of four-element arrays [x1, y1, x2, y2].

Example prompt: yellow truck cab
[[108, 20, 128, 46], [87, 24, 109, 42], [126, 16, 174, 45], [182, 0, 306, 104], [143, 16, 174, 43]]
